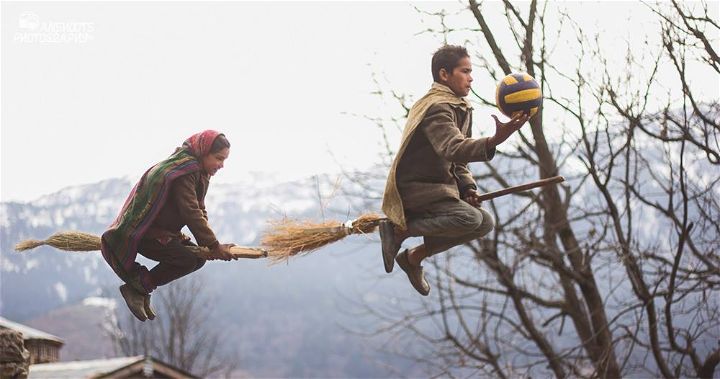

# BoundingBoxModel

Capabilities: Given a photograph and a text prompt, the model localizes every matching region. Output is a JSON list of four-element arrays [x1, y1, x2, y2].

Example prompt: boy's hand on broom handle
[[210, 243, 237, 261], [462, 188, 482, 207]]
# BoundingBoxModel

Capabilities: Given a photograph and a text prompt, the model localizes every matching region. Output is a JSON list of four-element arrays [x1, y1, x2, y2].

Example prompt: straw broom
[[14, 176, 564, 262], [262, 175, 565, 262], [15, 232, 268, 259], [262, 213, 383, 263]]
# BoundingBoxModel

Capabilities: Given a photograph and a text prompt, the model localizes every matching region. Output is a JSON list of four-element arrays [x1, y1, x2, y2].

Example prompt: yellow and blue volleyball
[[495, 72, 542, 118]]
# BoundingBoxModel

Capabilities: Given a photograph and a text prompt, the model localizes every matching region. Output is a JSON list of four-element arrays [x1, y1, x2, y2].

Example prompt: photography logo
[[18, 12, 40, 31], [14, 12, 95, 44]]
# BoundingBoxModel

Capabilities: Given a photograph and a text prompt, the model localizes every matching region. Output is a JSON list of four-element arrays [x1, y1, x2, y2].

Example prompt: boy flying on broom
[[101, 130, 237, 321], [380, 45, 529, 295]]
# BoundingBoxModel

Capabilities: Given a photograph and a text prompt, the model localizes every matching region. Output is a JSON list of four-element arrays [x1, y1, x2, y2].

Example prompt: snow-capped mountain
[[1, 173, 418, 377]]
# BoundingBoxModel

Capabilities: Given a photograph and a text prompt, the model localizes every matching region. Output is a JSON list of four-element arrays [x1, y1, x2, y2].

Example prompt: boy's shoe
[[395, 249, 430, 296], [379, 220, 401, 273], [119, 284, 148, 322], [144, 295, 157, 320]]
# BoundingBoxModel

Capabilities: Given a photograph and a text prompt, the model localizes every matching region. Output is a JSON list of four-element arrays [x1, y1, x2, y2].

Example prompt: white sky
[[2, 1, 452, 202], [2, 1, 718, 202]]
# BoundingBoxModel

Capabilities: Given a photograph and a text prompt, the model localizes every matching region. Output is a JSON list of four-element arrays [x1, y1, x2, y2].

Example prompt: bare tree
[[104, 276, 238, 378], [347, 1, 719, 378]]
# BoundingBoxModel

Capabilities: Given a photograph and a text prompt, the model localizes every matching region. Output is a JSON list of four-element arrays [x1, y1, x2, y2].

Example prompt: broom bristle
[[14, 239, 45, 252], [352, 213, 385, 234], [15, 231, 101, 252], [262, 213, 384, 263]]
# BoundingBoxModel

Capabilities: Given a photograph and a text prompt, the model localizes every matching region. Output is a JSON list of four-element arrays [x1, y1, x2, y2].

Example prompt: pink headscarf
[[183, 130, 220, 157]]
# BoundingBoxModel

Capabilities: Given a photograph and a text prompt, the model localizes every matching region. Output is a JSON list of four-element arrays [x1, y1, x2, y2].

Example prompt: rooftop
[[29, 356, 141, 379], [28, 355, 198, 379], [0, 316, 63, 344]]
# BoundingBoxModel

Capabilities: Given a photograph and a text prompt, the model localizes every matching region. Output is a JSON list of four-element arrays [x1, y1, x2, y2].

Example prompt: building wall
[[24, 340, 61, 364]]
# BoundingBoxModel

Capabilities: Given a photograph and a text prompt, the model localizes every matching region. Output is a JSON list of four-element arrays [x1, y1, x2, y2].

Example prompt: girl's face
[[201, 147, 229, 176]]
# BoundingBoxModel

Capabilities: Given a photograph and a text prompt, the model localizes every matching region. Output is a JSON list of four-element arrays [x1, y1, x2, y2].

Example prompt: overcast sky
[[2, 1, 717, 202], [2, 2, 452, 202]]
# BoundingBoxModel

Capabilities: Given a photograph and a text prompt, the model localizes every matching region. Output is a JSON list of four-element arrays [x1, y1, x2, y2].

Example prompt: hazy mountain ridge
[[1, 174, 418, 377], [0, 175, 328, 317]]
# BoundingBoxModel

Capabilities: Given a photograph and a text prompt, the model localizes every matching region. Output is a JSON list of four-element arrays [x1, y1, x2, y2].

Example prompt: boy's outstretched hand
[[487, 112, 530, 149]]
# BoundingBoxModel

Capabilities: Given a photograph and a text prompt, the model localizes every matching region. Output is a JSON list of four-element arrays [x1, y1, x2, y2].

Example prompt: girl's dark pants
[[137, 238, 206, 291]]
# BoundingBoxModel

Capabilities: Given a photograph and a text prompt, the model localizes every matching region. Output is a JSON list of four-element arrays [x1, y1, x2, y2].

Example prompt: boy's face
[[441, 56, 473, 97]]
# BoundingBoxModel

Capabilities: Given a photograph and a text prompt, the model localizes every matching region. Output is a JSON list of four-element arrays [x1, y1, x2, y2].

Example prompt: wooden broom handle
[[476, 175, 565, 202]]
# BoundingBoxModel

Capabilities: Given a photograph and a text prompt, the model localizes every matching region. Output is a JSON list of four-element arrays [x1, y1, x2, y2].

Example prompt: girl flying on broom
[[101, 130, 236, 321]]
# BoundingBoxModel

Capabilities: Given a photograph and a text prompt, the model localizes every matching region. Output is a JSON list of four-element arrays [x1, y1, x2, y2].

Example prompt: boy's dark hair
[[211, 133, 230, 153], [431, 45, 470, 82]]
